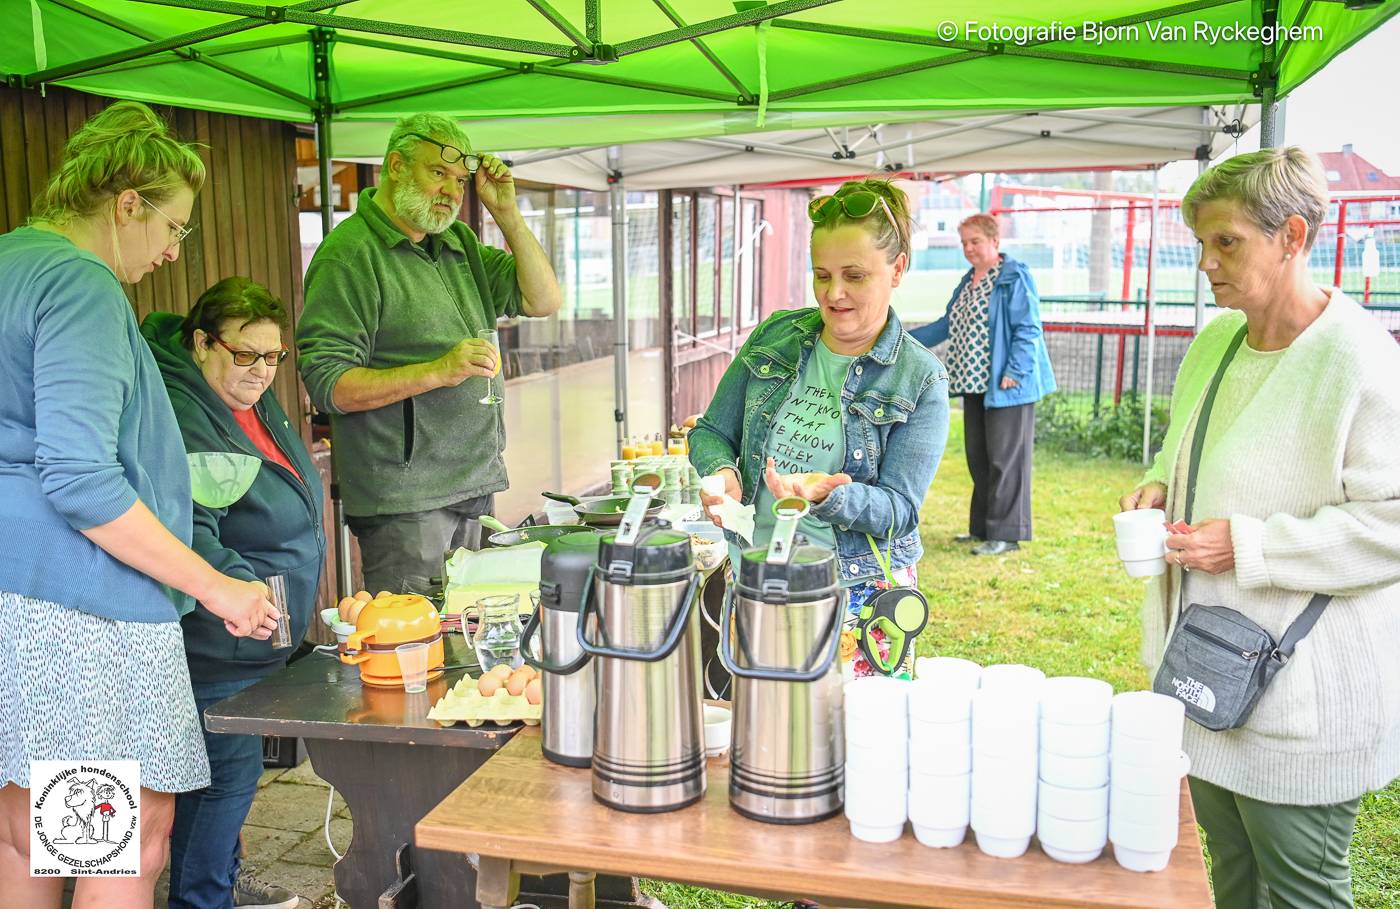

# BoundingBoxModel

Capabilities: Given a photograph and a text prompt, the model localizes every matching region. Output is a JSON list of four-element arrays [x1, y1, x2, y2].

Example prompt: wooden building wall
[[0, 85, 354, 625]]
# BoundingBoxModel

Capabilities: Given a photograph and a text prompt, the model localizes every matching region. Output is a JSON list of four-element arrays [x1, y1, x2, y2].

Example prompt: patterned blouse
[[946, 261, 1001, 396]]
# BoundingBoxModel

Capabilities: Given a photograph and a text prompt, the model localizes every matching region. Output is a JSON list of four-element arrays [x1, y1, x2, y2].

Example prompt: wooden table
[[418, 730, 1213, 909], [205, 635, 642, 909]]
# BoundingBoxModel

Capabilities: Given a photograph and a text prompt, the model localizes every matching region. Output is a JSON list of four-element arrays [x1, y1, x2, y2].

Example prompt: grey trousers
[[1190, 776, 1361, 909], [347, 494, 496, 595], [963, 394, 1035, 542]]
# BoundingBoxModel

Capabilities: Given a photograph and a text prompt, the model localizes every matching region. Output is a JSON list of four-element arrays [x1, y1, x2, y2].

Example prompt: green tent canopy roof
[[5, 0, 1394, 150]]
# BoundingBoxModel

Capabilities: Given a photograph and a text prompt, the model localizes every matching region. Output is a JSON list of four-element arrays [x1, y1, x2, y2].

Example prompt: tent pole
[[1141, 168, 1160, 467], [1194, 106, 1210, 335], [609, 147, 630, 456], [1258, 0, 1280, 148], [312, 28, 352, 600]]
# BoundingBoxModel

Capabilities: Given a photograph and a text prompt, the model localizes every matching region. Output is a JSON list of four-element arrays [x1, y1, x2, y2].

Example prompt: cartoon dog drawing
[[58, 779, 101, 844]]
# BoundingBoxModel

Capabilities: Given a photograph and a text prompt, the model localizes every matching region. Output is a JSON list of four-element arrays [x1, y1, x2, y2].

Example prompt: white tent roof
[[338, 103, 1258, 190]]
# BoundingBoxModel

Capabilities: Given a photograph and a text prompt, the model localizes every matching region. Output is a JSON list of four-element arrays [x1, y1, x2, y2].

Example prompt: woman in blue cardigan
[[0, 102, 278, 909], [909, 214, 1056, 555]]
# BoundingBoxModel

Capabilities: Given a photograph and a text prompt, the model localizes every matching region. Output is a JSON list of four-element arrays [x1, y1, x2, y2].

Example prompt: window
[[719, 196, 735, 335], [671, 194, 693, 343], [1326, 170, 1342, 182], [738, 197, 763, 327], [695, 196, 718, 336]]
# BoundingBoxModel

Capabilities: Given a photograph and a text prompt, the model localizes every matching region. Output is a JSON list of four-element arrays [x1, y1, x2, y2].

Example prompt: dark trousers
[[963, 394, 1034, 542], [168, 677, 264, 909], [347, 494, 496, 595]]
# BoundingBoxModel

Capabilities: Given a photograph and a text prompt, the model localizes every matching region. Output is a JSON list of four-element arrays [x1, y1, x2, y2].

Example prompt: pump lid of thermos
[[540, 532, 603, 614], [737, 496, 838, 603]]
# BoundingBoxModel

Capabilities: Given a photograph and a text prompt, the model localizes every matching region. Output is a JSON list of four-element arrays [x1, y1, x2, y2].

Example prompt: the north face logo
[[1172, 675, 1217, 712]]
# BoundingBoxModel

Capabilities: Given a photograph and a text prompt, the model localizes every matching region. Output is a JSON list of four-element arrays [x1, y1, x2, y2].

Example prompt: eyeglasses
[[808, 190, 900, 237], [137, 193, 195, 246], [210, 334, 289, 367], [407, 132, 481, 174]]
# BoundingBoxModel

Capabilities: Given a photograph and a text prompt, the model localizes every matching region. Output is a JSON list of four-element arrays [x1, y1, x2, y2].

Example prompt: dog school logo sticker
[[30, 761, 140, 876]]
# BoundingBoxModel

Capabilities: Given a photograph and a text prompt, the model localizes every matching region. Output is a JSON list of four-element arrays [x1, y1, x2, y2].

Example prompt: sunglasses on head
[[407, 132, 482, 174], [807, 190, 900, 236]]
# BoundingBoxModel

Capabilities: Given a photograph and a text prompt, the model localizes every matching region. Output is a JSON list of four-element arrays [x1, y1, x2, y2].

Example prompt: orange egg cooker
[[339, 593, 446, 688]]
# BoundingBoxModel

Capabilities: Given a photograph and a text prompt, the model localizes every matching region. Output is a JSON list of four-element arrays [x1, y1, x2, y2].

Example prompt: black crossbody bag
[[1151, 325, 1330, 731]]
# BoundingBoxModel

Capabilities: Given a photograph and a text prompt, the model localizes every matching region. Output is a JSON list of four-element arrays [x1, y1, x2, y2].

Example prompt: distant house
[[1317, 145, 1400, 193]]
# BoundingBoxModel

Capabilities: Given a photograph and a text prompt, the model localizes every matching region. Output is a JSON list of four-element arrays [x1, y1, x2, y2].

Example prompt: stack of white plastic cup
[[907, 658, 981, 847], [1036, 677, 1113, 863], [843, 677, 909, 842], [1109, 691, 1188, 872], [970, 677, 1041, 858]]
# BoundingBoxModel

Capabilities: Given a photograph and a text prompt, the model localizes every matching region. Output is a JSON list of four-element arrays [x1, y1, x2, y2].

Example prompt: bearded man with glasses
[[298, 113, 562, 595]]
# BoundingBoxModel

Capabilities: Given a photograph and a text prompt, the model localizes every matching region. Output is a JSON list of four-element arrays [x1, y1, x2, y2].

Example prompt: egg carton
[[428, 675, 542, 727]]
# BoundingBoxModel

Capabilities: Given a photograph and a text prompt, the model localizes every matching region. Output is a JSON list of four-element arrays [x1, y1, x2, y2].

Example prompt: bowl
[[1038, 749, 1110, 790], [1041, 718, 1110, 758], [1040, 677, 1114, 725], [703, 705, 731, 757], [1036, 811, 1108, 852], [1111, 691, 1185, 742], [1038, 780, 1108, 822], [1111, 750, 1191, 795], [1041, 841, 1106, 864], [848, 820, 906, 843], [1113, 845, 1173, 873], [320, 607, 356, 644], [913, 824, 967, 848], [974, 831, 1031, 859]]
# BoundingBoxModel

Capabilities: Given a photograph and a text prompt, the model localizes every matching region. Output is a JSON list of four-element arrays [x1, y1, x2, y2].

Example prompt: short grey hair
[[382, 113, 471, 173], [1182, 146, 1330, 252]]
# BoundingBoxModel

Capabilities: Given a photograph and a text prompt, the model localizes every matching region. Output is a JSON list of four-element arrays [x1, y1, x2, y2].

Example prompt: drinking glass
[[478, 328, 502, 405]]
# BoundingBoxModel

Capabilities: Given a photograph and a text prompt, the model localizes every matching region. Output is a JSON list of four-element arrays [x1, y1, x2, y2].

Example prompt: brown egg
[[336, 596, 357, 623], [520, 666, 539, 681], [353, 590, 374, 603], [477, 675, 503, 697], [488, 664, 514, 680], [346, 600, 368, 625], [505, 669, 531, 697], [375, 590, 394, 600], [524, 677, 542, 705]]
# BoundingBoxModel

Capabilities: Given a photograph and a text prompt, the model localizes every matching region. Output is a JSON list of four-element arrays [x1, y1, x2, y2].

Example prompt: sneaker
[[970, 540, 1020, 556], [233, 867, 299, 909], [953, 534, 982, 543]]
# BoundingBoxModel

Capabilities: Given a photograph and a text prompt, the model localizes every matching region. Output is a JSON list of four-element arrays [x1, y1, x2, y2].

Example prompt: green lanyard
[[865, 522, 897, 586]]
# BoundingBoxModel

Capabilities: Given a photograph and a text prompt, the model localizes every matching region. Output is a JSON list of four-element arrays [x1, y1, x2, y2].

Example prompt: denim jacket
[[907, 254, 1057, 408], [689, 307, 950, 583]]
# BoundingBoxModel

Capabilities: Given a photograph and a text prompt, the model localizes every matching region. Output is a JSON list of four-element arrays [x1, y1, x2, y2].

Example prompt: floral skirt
[[0, 591, 210, 792]]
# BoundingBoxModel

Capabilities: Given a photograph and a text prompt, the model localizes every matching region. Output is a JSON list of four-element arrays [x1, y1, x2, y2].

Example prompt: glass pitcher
[[472, 594, 523, 672]]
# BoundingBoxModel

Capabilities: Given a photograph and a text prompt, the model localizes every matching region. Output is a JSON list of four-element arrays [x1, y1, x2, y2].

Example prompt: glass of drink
[[395, 642, 430, 693], [478, 328, 502, 405], [264, 574, 293, 650]]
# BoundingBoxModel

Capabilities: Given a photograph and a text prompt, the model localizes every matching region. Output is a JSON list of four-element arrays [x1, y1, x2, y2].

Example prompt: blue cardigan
[[907, 254, 1057, 408], [0, 227, 192, 622]]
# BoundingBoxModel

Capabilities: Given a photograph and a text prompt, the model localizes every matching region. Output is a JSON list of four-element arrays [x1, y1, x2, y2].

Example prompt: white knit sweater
[[1140, 289, 1400, 806]]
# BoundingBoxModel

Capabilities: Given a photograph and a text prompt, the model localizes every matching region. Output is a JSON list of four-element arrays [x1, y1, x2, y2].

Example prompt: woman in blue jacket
[[909, 214, 1056, 556], [142, 277, 325, 909]]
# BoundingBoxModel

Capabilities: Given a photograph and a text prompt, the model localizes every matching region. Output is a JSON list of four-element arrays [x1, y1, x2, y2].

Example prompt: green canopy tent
[[6, 0, 1391, 592]]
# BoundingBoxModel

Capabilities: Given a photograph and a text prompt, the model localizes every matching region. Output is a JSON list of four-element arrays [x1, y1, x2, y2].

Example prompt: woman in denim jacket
[[690, 179, 949, 677]]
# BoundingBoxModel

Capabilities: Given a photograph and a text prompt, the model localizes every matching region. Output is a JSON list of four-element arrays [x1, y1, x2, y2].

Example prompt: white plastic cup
[[909, 675, 977, 723], [1040, 676, 1114, 726], [1112, 729, 1184, 767], [1109, 812, 1180, 854], [1038, 780, 1108, 822], [908, 716, 971, 747], [1038, 749, 1110, 790], [913, 823, 967, 849], [909, 738, 972, 776], [1110, 787, 1181, 827], [974, 831, 1031, 859], [1111, 751, 1191, 796], [1041, 718, 1110, 758], [908, 772, 971, 828], [1113, 845, 1173, 873], [395, 642, 430, 693], [1112, 691, 1186, 743], [1037, 813, 1108, 865]]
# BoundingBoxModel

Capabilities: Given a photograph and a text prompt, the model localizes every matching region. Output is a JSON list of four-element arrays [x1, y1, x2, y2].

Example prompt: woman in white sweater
[[1120, 147, 1400, 909]]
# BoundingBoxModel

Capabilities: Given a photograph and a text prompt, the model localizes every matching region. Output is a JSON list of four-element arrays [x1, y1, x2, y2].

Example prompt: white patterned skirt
[[0, 591, 210, 792]]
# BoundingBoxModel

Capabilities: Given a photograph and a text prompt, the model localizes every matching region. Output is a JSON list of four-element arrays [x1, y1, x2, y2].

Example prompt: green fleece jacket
[[296, 188, 522, 516], [142, 312, 325, 683]]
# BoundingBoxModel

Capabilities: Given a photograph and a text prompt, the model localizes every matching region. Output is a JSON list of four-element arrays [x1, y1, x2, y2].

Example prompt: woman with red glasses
[[691, 179, 949, 679], [142, 276, 323, 909]]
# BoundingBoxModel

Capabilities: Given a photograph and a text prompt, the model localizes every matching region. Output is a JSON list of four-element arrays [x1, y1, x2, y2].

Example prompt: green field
[[640, 411, 1399, 909]]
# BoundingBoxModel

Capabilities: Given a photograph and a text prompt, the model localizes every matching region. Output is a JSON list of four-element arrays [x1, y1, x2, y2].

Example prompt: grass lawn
[[641, 411, 1399, 909]]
